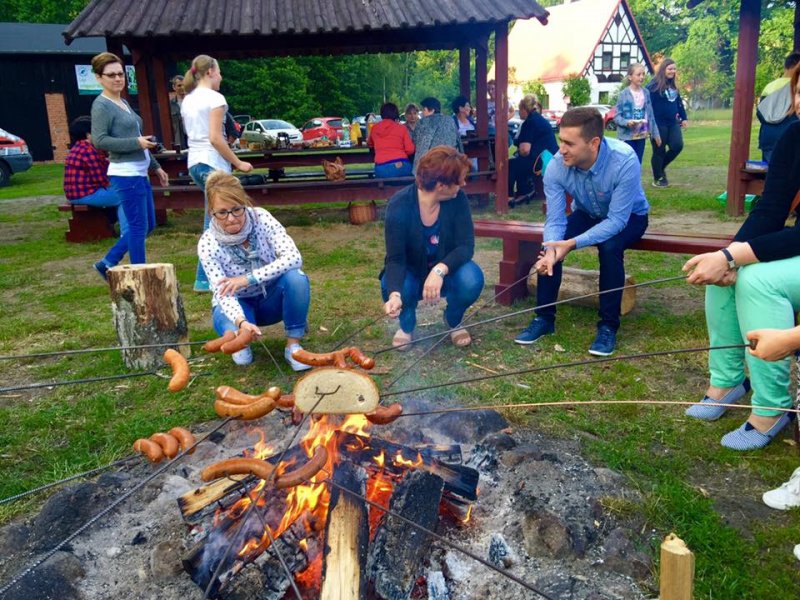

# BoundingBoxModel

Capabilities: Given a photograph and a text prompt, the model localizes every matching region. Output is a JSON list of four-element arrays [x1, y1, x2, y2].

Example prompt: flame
[[392, 450, 423, 469]]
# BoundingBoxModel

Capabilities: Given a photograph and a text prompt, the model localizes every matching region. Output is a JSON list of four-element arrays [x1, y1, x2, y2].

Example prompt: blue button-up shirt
[[543, 137, 649, 249]]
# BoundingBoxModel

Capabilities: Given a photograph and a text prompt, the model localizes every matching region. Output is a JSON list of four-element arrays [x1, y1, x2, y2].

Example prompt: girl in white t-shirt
[[181, 54, 253, 292]]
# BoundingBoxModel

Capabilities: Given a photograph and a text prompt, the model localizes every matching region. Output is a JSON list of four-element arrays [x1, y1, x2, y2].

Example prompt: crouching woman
[[199, 171, 311, 370]]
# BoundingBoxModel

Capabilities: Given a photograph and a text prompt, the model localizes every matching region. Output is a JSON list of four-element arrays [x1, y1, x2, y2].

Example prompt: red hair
[[415, 146, 471, 191]]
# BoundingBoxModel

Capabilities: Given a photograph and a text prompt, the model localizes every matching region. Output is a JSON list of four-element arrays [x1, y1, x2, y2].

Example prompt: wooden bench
[[58, 203, 116, 243], [473, 219, 734, 305]]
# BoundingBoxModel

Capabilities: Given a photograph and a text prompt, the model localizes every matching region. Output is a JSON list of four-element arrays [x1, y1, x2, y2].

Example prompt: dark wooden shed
[[63, 0, 550, 212]]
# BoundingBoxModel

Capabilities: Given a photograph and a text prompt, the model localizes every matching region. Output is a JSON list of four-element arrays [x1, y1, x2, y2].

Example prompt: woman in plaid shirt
[[63, 116, 127, 237]]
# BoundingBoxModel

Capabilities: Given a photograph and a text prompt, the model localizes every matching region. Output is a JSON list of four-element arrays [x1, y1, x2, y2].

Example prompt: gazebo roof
[[64, 0, 549, 55]]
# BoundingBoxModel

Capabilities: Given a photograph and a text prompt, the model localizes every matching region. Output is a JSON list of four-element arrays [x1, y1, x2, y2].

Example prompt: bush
[[562, 74, 591, 107]]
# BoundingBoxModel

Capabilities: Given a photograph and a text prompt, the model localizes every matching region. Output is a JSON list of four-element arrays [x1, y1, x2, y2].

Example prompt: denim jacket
[[614, 87, 660, 142]]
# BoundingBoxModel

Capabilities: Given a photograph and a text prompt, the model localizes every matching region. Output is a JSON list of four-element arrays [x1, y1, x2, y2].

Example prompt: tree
[[562, 75, 591, 107]]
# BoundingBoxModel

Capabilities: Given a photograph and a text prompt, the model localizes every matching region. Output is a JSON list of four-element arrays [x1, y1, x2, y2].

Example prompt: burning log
[[320, 462, 369, 600], [337, 432, 479, 501], [367, 470, 445, 600]]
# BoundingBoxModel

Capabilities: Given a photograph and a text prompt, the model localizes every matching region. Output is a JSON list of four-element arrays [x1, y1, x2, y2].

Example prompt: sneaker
[[588, 325, 617, 356], [514, 318, 555, 345], [651, 178, 669, 188], [763, 467, 800, 510], [794, 544, 800, 561], [231, 346, 253, 366], [193, 280, 211, 293], [285, 343, 312, 372], [94, 261, 109, 282]]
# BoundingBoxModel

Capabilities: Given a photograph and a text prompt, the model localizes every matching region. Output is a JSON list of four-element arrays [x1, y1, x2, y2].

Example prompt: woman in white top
[[89, 52, 169, 281], [198, 171, 311, 369], [180, 54, 253, 292]]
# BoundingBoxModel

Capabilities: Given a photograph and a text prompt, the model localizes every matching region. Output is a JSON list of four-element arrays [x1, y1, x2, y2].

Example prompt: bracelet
[[246, 272, 258, 286]]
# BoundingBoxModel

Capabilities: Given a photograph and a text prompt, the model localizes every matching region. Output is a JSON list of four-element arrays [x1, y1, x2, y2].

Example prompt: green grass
[[2, 111, 799, 597], [0, 164, 65, 199]]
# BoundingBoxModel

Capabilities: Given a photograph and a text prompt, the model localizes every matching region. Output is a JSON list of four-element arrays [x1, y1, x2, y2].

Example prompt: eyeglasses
[[212, 206, 246, 220], [102, 72, 126, 79]]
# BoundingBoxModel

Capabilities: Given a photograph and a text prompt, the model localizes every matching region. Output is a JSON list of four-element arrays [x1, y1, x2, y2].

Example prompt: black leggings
[[650, 123, 684, 180]]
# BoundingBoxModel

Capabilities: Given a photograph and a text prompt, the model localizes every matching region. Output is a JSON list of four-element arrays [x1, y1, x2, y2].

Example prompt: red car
[[300, 117, 343, 142]]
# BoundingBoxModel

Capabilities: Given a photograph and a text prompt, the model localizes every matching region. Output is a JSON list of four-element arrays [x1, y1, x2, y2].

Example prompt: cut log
[[178, 474, 250, 524], [367, 470, 445, 600], [659, 533, 694, 600], [107, 263, 189, 369], [320, 462, 369, 600], [527, 266, 636, 315]]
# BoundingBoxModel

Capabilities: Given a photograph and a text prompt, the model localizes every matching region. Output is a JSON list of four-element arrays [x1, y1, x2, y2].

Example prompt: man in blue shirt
[[514, 107, 649, 355]]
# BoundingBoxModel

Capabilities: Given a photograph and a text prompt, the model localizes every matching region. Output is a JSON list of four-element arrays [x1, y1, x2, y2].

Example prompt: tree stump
[[659, 532, 694, 600], [107, 263, 189, 369], [527, 266, 636, 315]]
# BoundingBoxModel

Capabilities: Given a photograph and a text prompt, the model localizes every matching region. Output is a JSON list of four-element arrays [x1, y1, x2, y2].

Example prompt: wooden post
[[660, 533, 694, 600], [459, 45, 471, 99], [151, 55, 173, 148], [724, 0, 761, 217], [494, 22, 510, 214], [107, 263, 189, 369], [132, 48, 156, 139]]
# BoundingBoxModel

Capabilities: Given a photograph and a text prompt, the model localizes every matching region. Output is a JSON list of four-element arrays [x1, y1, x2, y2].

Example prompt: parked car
[[352, 115, 382, 139], [508, 110, 523, 143], [300, 117, 344, 142], [541, 109, 564, 131], [0, 127, 33, 186], [241, 119, 303, 146], [583, 104, 617, 130], [232, 114, 251, 127]]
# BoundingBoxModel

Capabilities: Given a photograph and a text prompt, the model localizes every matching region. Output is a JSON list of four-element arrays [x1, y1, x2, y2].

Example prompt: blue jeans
[[70, 187, 128, 237], [375, 159, 412, 179], [534, 210, 648, 331], [625, 139, 646, 164], [102, 176, 155, 267], [381, 260, 484, 334], [189, 163, 216, 285], [211, 269, 310, 339]]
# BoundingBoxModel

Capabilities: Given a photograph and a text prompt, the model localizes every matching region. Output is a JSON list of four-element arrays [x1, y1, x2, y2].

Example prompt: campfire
[[180, 413, 479, 599]]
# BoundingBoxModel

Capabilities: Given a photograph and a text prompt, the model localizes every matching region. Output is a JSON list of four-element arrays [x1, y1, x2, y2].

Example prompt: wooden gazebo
[[64, 0, 550, 213]]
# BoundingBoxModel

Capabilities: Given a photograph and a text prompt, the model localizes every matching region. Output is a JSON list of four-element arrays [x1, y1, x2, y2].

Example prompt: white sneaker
[[284, 343, 312, 372], [762, 467, 800, 510], [231, 346, 253, 366], [794, 544, 800, 561]]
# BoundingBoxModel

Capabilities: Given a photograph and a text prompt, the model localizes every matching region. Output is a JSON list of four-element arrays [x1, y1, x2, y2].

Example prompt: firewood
[[660, 533, 694, 600]]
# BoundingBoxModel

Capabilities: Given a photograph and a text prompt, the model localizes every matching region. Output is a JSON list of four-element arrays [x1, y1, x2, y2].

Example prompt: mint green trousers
[[706, 256, 800, 416]]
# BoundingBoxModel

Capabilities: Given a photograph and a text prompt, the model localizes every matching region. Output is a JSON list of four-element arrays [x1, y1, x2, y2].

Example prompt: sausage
[[366, 403, 403, 425], [203, 331, 236, 353], [149, 432, 180, 459], [264, 386, 282, 400], [221, 329, 254, 354], [201, 457, 276, 482], [331, 350, 348, 369], [163, 349, 190, 392], [276, 446, 329, 489], [133, 438, 164, 463], [291, 348, 335, 367], [276, 393, 295, 409], [168, 426, 196, 454], [215, 385, 260, 406], [348, 347, 375, 370], [214, 395, 276, 420]]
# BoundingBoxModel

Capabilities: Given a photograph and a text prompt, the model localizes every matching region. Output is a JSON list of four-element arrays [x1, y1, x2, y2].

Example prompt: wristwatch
[[720, 248, 737, 270], [432, 266, 446, 278]]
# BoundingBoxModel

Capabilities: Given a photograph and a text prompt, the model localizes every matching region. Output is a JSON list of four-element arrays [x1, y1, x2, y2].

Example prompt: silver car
[[241, 119, 303, 146]]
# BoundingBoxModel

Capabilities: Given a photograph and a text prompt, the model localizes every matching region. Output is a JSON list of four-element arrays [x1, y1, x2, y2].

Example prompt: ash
[[0, 396, 651, 600]]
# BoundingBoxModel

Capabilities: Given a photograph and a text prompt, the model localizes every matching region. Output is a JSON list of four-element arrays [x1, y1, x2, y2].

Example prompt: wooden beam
[[132, 49, 156, 137], [494, 22, 510, 214], [459, 45, 471, 99], [151, 55, 173, 148], [724, 0, 761, 217], [795, 1, 800, 52], [475, 36, 489, 140]]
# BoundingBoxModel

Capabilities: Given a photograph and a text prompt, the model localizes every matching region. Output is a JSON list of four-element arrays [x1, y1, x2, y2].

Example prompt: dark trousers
[[625, 138, 646, 164], [535, 210, 648, 331], [650, 123, 684, 180], [508, 154, 536, 196]]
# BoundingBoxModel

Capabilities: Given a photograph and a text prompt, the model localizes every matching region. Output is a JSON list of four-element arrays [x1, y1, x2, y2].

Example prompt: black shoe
[[651, 178, 669, 188]]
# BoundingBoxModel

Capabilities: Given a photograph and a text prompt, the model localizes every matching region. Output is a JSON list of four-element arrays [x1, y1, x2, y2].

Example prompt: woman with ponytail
[[198, 171, 311, 369], [181, 54, 253, 292]]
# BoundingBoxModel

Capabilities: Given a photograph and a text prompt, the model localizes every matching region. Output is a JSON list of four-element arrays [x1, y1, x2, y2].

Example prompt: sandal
[[450, 327, 472, 348], [392, 329, 413, 351]]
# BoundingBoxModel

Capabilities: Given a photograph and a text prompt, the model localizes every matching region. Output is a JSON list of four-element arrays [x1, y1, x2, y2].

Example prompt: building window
[[602, 52, 612, 70], [620, 52, 630, 69], [598, 91, 610, 104]]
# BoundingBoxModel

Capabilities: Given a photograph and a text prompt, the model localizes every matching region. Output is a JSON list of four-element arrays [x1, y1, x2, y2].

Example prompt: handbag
[[533, 149, 554, 177]]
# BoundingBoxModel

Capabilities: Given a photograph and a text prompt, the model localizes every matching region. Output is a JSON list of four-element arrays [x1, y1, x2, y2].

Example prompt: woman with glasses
[[181, 54, 253, 292], [89, 52, 169, 280], [198, 171, 311, 369]]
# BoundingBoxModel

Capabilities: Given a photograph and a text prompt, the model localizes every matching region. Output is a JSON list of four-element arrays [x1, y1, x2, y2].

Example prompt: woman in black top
[[381, 146, 484, 349], [647, 58, 688, 187], [508, 94, 559, 205], [682, 73, 800, 451]]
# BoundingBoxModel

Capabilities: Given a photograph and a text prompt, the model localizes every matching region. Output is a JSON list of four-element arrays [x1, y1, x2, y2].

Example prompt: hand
[[236, 160, 253, 173], [155, 168, 169, 187], [422, 270, 444, 302], [384, 294, 402, 318], [217, 275, 250, 297], [717, 268, 738, 287], [680, 120, 689, 130], [534, 247, 557, 276], [747, 329, 794, 361], [138, 136, 157, 150], [654, 136, 662, 147], [682, 251, 730, 285], [238, 320, 262, 339]]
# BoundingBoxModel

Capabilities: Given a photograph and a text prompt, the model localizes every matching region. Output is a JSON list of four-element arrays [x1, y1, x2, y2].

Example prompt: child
[[614, 63, 661, 164]]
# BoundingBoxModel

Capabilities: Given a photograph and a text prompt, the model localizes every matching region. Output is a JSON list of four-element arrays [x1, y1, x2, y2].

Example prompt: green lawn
[[1, 110, 799, 597]]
